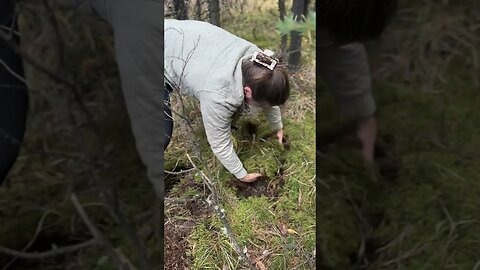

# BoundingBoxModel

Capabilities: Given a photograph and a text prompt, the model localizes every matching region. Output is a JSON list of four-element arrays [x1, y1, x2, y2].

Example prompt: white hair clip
[[250, 49, 278, 70]]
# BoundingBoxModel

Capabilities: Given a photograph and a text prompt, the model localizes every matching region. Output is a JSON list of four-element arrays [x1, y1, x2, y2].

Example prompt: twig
[[0, 239, 96, 260], [165, 196, 200, 204], [70, 193, 128, 270], [164, 167, 195, 175], [380, 243, 428, 267], [66, 92, 150, 269], [0, 57, 27, 84], [473, 259, 480, 270], [0, 25, 20, 36], [438, 200, 477, 267], [340, 177, 373, 266], [0, 31, 75, 89], [1, 210, 58, 270]]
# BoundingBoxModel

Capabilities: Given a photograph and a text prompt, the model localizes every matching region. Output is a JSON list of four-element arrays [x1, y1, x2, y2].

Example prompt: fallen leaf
[[287, 228, 300, 236]]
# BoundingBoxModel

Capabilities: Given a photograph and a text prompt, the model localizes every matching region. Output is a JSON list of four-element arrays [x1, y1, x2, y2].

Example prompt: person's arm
[[318, 41, 377, 162], [200, 95, 248, 179], [262, 105, 284, 143]]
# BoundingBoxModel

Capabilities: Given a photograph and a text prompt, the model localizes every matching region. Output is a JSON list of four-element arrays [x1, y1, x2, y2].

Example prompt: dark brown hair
[[241, 59, 290, 106]]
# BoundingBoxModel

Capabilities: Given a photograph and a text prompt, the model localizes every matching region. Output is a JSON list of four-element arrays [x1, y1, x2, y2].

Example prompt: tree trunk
[[174, 0, 188, 20], [195, 0, 202, 19], [208, 0, 221, 26], [278, 0, 288, 62], [288, 0, 309, 70]]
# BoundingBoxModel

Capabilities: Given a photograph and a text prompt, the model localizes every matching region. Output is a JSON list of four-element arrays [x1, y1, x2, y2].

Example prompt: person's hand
[[276, 128, 284, 144], [240, 172, 262, 183], [356, 114, 377, 163]]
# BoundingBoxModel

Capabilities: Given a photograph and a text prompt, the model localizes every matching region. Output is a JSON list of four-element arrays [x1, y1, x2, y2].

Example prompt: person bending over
[[164, 19, 290, 183]]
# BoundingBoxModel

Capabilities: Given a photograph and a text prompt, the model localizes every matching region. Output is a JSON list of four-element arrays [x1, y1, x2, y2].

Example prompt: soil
[[164, 174, 209, 270], [164, 199, 209, 270], [230, 174, 286, 199]]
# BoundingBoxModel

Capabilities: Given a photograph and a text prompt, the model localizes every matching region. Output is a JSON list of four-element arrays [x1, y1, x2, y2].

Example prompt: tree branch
[[70, 193, 129, 270], [0, 239, 96, 260]]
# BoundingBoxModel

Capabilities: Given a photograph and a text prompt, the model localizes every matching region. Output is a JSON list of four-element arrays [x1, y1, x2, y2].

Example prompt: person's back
[[164, 19, 289, 182], [164, 19, 259, 104]]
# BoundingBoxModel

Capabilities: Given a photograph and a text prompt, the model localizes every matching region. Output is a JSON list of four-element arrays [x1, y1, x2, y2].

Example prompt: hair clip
[[250, 49, 278, 70]]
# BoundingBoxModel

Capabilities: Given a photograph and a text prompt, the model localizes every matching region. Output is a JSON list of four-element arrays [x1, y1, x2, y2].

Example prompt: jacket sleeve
[[199, 94, 247, 179], [263, 106, 283, 131]]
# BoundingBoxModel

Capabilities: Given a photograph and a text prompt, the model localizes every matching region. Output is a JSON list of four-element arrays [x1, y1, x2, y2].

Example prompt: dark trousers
[[0, 1, 28, 184], [164, 84, 173, 150]]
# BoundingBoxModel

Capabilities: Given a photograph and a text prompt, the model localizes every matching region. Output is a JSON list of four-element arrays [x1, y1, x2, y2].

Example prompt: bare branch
[[164, 167, 195, 175], [0, 239, 97, 260], [0, 57, 27, 84], [1, 210, 59, 270], [70, 193, 129, 270]]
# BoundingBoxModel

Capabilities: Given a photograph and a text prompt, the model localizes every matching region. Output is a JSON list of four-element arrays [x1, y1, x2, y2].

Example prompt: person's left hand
[[276, 128, 284, 144]]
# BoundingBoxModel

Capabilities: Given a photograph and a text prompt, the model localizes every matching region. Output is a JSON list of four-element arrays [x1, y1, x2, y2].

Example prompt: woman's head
[[241, 55, 290, 107]]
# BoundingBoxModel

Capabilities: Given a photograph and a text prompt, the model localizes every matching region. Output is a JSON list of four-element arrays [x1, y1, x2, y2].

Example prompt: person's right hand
[[240, 172, 262, 183], [356, 114, 377, 163]]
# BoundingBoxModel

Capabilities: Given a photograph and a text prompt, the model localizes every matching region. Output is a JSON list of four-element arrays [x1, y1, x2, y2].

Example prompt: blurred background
[[317, 0, 480, 269]]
